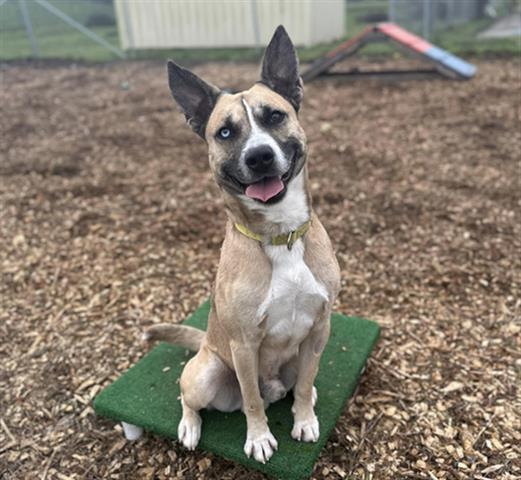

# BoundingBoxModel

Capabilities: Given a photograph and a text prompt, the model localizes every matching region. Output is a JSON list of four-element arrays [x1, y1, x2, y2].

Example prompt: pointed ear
[[260, 25, 303, 112], [167, 60, 221, 138]]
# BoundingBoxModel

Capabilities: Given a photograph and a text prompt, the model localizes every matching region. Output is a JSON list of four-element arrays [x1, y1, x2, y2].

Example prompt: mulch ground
[[1, 57, 520, 480]]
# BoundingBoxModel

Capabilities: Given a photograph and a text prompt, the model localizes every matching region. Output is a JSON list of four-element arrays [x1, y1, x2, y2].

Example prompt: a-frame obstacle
[[302, 23, 477, 82]]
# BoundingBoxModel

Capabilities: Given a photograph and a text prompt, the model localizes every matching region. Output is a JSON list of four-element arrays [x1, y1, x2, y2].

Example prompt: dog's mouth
[[220, 148, 299, 204], [244, 175, 284, 203], [242, 162, 295, 204]]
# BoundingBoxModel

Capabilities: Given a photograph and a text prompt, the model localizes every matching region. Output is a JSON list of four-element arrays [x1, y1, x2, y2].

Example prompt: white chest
[[259, 240, 328, 347]]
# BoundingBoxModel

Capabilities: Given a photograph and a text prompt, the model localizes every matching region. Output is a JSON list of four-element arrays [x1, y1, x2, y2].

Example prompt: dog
[[144, 25, 340, 464]]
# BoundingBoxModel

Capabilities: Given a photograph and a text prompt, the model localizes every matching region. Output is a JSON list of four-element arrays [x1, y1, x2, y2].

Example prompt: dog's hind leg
[[178, 396, 202, 450], [260, 378, 287, 408], [178, 345, 238, 449]]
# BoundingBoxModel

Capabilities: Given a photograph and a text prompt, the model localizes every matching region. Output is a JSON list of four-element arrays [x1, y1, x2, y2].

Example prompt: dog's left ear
[[260, 25, 303, 112], [167, 60, 221, 138]]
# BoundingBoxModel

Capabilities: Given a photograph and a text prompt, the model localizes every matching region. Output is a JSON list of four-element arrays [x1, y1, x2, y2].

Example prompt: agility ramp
[[302, 22, 476, 82], [94, 300, 380, 479]]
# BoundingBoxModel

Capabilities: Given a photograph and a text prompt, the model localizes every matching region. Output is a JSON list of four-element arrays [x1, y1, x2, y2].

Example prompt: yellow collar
[[234, 220, 311, 250]]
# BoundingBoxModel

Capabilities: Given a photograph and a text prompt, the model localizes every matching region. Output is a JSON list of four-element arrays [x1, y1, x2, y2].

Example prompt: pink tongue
[[245, 176, 284, 202]]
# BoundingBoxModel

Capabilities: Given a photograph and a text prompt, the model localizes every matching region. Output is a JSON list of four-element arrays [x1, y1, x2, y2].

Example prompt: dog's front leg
[[291, 311, 331, 443], [230, 340, 278, 463]]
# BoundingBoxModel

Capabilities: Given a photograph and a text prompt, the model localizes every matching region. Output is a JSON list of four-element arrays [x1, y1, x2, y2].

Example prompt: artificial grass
[[94, 301, 380, 479]]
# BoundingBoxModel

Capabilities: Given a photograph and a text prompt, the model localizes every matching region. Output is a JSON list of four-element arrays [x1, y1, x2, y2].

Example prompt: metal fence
[[1, 0, 518, 61], [389, 0, 485, 39], [0, 0, 123, 60]]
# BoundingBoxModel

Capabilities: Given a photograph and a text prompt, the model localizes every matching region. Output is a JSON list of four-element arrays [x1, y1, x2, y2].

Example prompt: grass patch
[[1, 24, 119, 62]]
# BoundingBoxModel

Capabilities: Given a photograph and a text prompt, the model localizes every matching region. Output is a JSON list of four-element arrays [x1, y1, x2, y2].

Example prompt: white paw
[[177, 415, 201, 450], [244, 429, 278, 463], [312, 386, 317, 407], [292, 415, 319, 442]]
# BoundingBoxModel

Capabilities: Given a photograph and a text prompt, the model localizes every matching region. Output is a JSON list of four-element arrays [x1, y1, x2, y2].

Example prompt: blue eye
[[218, 127, 231, 139]]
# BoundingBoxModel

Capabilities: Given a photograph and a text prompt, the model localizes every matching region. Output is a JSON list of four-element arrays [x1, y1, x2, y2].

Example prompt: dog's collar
[[234, 220, 311, 251]]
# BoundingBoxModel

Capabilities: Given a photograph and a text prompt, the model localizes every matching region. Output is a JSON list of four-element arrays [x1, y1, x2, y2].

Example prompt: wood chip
[[2, 59, 519, 480]]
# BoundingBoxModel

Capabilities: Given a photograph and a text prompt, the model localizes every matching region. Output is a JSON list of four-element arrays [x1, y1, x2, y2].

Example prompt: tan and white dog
[[145, 26, 340, 464]]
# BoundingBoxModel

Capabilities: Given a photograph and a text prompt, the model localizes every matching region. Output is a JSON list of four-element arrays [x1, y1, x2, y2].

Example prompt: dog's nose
[[245, 145, 275, 173]]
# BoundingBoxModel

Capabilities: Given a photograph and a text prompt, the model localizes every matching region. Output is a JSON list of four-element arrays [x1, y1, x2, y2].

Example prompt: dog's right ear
[[167, 60, 220, 139]]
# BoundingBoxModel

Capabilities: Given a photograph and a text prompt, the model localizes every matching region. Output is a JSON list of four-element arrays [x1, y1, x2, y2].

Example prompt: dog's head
[[167, 26, 307, 205]]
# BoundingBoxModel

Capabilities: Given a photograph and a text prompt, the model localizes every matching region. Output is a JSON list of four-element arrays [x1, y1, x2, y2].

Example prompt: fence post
[[250, 0, 261, 55], [388, 0, 396, 24], [447, 0, 455, 28], [18, 0, 40, 57], [422, 0, 432, 40]]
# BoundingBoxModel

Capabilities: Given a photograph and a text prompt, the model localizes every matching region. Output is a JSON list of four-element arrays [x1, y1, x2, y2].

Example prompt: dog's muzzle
[[219, 140, 303, 204]]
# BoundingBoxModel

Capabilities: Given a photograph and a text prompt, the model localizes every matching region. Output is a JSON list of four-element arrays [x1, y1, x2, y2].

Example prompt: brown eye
[[269, 110, 285, 125]]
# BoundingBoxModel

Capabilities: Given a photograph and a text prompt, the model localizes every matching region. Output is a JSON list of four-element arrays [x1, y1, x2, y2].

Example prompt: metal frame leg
[[121, 422, 143, 441]]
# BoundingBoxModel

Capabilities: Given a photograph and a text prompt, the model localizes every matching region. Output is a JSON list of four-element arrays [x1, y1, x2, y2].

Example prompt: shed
[[114, 0, 345, 49]]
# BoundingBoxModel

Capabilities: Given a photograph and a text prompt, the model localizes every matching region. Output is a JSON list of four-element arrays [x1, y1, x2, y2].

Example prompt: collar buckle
[[286, 230, 296, 251]]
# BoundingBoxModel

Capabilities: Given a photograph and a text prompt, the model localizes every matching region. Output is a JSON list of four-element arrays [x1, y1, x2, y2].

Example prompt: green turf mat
[[94, 300, 380, 479]]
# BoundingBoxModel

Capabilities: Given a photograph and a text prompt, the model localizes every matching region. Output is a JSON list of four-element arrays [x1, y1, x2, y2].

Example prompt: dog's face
[[205, 83, 306, 204], [167, 26, 307, 205]]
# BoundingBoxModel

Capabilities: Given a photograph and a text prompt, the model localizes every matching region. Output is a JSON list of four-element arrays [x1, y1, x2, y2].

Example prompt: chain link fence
[[1, 0, 519, 61], [0, 0, 122, 61], [390, 0, 483, 38], [347, 0, 519, 39], [389, 0, 519, 39]]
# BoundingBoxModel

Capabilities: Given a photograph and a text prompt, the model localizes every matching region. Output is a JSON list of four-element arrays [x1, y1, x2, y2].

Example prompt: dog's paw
[[244, 429, 278, 463], [291, 414, 319, 442], [177, 414, 201, 450]]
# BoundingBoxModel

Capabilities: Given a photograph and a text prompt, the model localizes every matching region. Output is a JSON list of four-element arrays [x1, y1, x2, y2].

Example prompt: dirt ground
[[1, 58, 520, 480]]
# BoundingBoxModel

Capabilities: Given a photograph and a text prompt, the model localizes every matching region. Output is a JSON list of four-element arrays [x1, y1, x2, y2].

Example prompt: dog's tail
[[143, 324, 205, 352]]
